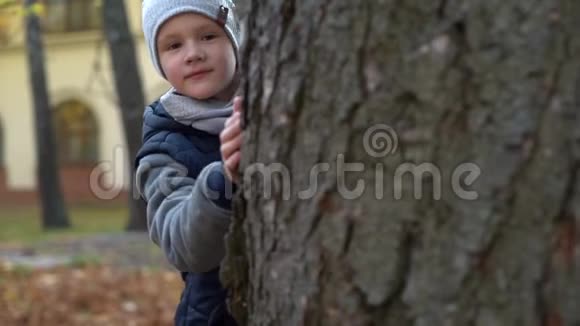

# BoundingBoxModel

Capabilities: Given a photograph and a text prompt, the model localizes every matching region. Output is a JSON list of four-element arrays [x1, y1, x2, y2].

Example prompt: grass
[[0, 205, 129, 245], [68, 254, 103, 268]]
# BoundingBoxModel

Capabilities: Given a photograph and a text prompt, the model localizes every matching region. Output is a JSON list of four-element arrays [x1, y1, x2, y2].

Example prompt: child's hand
[[220, 96, 243, 184]]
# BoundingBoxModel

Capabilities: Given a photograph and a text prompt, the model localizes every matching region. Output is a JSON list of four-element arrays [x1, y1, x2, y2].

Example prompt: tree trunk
[[24, 0, 69, 229], [223, 0, 580, 325], [102, 0, 147, 231]]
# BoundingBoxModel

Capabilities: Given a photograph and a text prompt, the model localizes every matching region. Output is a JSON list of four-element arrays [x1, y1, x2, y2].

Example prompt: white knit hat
[[142, 0, 241, 78]]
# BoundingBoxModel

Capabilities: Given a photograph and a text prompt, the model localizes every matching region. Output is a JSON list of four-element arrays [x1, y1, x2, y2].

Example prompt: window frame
[[42, 0, 102, 34], [53, 100, 99, 165]]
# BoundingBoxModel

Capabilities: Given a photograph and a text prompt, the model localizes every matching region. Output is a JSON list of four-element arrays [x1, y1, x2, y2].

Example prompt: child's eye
[[167, 42, 181, 50], [201, 34, 217, 41]]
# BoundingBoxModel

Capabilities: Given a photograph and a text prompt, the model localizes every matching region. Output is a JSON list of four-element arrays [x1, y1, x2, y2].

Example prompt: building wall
[[0, 1, 169, 204]]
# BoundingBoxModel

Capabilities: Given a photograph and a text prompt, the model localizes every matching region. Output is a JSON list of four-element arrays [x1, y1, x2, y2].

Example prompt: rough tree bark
[[24, 0, 70, 229], [102, 0, 147, 231], [223, 0, 580, 325]]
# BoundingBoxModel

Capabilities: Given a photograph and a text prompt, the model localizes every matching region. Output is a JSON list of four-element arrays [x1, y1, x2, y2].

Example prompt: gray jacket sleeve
[[135, 153, 233, 273]]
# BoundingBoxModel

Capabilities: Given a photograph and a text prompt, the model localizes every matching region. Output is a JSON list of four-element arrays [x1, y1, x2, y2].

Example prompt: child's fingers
[[233, 96, 244, 114], [224, 111, 240, 128], [226, 151, 241, 171], [224, 151, 241, 183], [220, 117, 242, 143], [220, 135, 242, 161], [220, 125, 241, 146]]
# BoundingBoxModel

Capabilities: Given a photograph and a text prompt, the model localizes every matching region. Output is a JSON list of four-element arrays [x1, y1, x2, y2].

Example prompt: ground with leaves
[[0, 265, 183, 326], [0, 233, 184, 326]]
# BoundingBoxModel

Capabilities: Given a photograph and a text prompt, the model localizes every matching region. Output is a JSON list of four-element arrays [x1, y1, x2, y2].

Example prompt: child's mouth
[[186, 69, 212, 80]]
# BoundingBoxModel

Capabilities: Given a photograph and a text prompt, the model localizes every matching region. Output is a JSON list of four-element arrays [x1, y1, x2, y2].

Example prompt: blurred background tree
[[102, 0, 147, 231], [23, 0, 69, 229]]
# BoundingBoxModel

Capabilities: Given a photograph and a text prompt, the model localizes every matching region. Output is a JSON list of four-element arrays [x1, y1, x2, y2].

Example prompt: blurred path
[[0, 232, 172, 270]]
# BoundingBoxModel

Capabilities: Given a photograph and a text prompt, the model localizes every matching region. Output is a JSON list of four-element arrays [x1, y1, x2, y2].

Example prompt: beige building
[[0, 0, 168, 204]]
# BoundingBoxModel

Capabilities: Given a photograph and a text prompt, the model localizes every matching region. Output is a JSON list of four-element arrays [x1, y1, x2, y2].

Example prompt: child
[[136, 0, 244, 325]]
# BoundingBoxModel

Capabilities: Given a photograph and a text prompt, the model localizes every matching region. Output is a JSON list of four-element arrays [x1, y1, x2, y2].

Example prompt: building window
[[53, 100, 98, 164], [43, 0, 102, 33]]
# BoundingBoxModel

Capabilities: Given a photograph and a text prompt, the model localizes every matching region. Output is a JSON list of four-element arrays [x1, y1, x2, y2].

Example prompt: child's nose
[[184, 42, 205, 63]]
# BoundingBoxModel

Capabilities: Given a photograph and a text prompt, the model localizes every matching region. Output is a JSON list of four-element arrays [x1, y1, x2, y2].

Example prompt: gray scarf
[[160, 88, 233, 135]]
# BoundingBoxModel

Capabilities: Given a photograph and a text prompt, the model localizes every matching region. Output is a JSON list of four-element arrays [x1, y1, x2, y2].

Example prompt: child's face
[[157, 13, 236, 101]]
